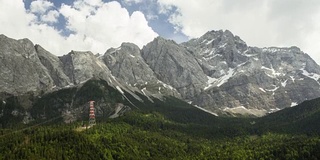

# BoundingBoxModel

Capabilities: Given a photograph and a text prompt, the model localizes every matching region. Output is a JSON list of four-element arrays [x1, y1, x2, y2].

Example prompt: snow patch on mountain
[[204, 68, 235, 90], [261, 66, 282, 77], [116, 86, 124, 94], [259, 88, 266, 92], [265, 85, 279, 92], [291, 102, 298, 107], [203, 50, 220, 61], [268, 108, 281, 113], [157, 80, 176, 91], [219, 43, 227, 49], [216, 68, 235, 86], [300, 68, 320, 82], [281, 79, 288, 87], [262, 47, 286, 53], [204, 76, 217, 90], [290, 76, 295, 83], [141, 87, 147, 96], [193, 105, 218, 116], [223, 106, 267, 117]]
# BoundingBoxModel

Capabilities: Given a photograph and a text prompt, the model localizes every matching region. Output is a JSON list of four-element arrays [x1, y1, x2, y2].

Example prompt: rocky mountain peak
[[105, 42, 140, 57], [183, 30, 249, 72], [121, 42, 140, 52], [35, 44, 72, 87], [59, 50, 111, 85], [0, 35, 54, 94], [102, 42, 181, 97], [153, 36, 176, 43], [186, 30, 247, 52], [103, 42, 157, 84], [142, 36, 208, 99]]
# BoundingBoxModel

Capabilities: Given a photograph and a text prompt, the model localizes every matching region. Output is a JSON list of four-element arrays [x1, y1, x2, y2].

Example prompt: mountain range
[[1, 29, 320, 125]]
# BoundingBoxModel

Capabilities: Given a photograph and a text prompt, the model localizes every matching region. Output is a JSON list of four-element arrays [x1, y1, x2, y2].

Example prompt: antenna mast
[[89, 101, 96, 127]]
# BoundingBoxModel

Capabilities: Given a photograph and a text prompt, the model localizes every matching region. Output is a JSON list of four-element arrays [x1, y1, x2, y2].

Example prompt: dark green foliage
[[0, 92, 36, 128], [31, 87, 77, 120], [73, 79, 124, 106], [256, 98, 320, 134], [1, 111, 320, 159]]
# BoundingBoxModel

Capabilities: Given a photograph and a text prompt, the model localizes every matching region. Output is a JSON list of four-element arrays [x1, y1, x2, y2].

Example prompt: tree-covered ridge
[[256, 97, 320, 134], [1, 110, 320, 159], [2, 79, 320, 159]]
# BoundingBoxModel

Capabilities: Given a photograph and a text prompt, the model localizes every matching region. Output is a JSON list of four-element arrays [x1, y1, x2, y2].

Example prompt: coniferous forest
[[1, 109, 320, 159]]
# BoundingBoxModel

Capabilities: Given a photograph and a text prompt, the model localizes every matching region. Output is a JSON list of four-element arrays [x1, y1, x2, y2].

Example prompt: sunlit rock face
[[0, 35, 54, 94]]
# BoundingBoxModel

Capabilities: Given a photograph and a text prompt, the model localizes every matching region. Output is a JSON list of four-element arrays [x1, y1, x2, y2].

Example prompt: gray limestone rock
[[0, 35, 54, 94], [102, 42, 181, 97], [184, 30, 320, 116], [142, 37, 207, 99], [59, 50, 112, 85], [103, 43, 158, 85], [183, 30, 249, 78], [35, 44, 72, 87]]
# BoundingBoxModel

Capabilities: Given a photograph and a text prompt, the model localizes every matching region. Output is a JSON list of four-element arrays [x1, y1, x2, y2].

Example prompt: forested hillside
[[1, 110, 320, 159]]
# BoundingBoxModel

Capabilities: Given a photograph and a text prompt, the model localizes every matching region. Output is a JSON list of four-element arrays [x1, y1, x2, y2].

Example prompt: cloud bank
[[157, 0, 320, 63], [0, 0, 158, 55], [1, 0, 320, 64]]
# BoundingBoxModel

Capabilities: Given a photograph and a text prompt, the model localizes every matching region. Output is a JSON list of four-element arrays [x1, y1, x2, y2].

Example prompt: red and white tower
[[89, 101, 96, 126]]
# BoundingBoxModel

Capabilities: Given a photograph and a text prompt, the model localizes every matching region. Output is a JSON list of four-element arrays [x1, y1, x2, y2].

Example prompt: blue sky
[[1, 0, 320, 64], [22, 0, 188, 42]]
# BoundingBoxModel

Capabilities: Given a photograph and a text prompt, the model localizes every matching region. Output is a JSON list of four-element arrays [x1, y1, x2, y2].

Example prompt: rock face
[[59, 50, 112, 85], [0, 35, 54, 94], [102, 42, 180, 97], [35, 45, 71, 87], [103, 43, 158, 85], [142, 37, 207, 99]]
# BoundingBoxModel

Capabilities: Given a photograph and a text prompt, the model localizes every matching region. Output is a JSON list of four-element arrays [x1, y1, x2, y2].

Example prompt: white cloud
[[122, 0, 143, 5], [41, 10, 60, 23], [0, 0, 37, 38], [146, 14, 158, 20], [157, 0, 320, 64], [59, 1, 158, 52], [0, 0, 157, 56], [30, 0, 54, 14]]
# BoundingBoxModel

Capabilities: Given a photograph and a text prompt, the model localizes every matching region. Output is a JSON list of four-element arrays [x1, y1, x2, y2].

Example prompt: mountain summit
[[182, 30, 320, 116]]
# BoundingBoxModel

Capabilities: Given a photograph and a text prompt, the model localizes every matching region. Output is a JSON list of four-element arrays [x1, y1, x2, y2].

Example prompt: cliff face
[[141, 37, 207, 99], [102, 42, 180, 98], [59, 50, 112, 85], [0, 35, 54, 94], [35, 44, 71, 88]]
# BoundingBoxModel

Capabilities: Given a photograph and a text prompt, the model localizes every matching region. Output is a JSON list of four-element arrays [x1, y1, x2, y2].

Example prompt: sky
[[0, 0, 320, 64]]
